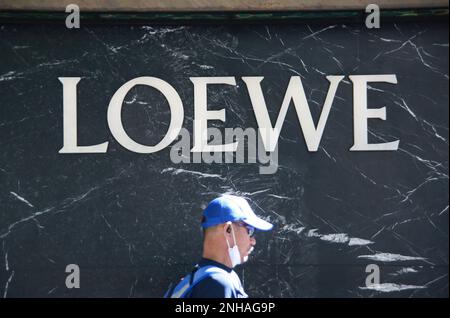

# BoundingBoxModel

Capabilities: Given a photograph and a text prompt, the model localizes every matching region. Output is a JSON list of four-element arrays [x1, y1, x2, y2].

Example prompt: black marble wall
[[0, 19, 448, 297]]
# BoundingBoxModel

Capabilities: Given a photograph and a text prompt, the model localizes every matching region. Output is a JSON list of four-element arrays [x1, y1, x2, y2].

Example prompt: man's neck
[[202, 248, 233, 269]]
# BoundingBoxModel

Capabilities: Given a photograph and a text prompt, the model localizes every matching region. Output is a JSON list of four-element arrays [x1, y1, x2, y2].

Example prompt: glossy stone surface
[[0, 20, 448, 297]]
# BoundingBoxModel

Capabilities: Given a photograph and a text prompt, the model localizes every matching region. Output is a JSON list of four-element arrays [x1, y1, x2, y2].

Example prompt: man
[[165, 195, 273, 298]]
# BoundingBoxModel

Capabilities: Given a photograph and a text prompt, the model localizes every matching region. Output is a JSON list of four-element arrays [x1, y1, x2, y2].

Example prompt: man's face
[[232, 222, 256, 263]]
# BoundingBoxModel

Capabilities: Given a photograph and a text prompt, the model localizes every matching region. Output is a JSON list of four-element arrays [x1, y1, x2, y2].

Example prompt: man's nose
[[250, 237, 256, 246]]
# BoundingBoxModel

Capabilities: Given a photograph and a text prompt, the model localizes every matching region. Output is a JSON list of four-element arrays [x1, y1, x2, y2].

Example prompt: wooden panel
[[0, 0, 448, 12]]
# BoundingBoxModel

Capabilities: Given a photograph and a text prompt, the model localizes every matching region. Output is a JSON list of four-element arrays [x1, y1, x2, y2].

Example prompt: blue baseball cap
[[201, 195, 273, 231]]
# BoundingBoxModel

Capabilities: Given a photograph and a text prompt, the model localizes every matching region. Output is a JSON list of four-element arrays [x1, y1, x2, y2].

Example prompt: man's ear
[[224, 222, 232, 234]]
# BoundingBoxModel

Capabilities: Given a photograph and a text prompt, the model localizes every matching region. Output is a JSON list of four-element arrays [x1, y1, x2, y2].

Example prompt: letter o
[[107, 77, 184, 153]]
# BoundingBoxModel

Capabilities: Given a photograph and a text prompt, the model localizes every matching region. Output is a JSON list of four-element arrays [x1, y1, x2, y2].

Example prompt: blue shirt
[[186, 258, 248, 298]]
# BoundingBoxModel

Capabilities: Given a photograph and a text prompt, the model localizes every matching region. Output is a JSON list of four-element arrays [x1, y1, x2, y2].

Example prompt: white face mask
[[226, 224, 241, 268]]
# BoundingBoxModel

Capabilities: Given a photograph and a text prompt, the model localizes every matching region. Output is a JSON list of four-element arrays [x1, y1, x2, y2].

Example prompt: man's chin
[[242, 247, 254, 263]]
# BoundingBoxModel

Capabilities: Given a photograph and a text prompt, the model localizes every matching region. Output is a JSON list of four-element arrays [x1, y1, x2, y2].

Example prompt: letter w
[[242, 76, 344, 152]]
